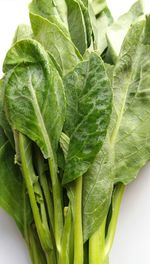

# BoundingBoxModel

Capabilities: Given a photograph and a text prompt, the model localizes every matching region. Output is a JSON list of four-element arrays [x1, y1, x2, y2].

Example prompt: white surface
[[0, 0, 150, 263]]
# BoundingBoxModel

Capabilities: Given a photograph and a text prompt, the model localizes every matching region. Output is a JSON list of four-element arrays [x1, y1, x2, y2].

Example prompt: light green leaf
[[63, 52, 112, 184], [13, 24, 33, 43], [29, 0, 68, 30], [3, 39, 65, 158], [90, 0, 107, 16], [29, 13, 81, 75], [104, 63, 114, 84], [106, 0, 144, 62]]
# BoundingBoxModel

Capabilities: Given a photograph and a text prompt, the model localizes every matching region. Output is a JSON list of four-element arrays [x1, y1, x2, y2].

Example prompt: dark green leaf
[[3, 39, 65, 158], [0, 78, 14, 146], [63, 52, 112, 184], [66, 0, 87, 55], [0, 133, 32, 236]]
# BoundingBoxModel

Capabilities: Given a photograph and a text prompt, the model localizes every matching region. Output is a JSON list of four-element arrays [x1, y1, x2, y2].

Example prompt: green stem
[[58, 206, 73, 264], [74, 176, 83, 264], [19, 134, 53, 256], [105, 183, 125, 256], [27, 226, 47, 264], [36, 149, 54, 232], [48, 157, 63, 254], [89, 217, 106, 264]]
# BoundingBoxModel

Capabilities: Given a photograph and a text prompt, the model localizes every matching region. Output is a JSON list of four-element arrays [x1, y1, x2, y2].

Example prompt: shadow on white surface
[[0, 209, 31, 264]]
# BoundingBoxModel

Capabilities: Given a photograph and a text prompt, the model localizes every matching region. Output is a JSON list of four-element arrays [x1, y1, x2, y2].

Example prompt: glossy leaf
[[29, 13, 81, 75], [63, 52, 112, 184], [3, 39, 65, 158]]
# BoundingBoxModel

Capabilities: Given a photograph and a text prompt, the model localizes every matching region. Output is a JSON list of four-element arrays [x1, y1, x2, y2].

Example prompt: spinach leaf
[[106, 0, 144, 62], [95, 8, 113, 54], [65, 0, 87, 55], [83, 17, 150, 242], [13, 24, 33, 43], [29, 0, 68, 30], [111, 16, 150, 184], [91, 0, 108, 16], [0, 78, 14, 146], [63, 52, 112, 184], [3, 39, 65, 158], [29, 13, 81, 75], [0, 131, 32, 237], [76, 1, 93, 47]]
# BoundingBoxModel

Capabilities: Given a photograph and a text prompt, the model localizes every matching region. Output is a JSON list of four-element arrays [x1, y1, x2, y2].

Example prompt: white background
[[0, 0, 150, 263]]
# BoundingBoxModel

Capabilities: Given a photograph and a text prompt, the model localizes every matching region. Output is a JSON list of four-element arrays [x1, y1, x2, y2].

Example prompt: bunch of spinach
[[0, 0, 150, 263]]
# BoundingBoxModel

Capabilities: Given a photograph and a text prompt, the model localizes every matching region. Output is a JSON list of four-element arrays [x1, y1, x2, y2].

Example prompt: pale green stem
[[89, 217, 106, 264], [19, 134, 53, 258], [58, 206, 73, 264], [36, 150, 54, 232], [74, 176, 83, 264], [105, 183, 125, 256], [27, 226, 47, 264], [48, 158, 63, 254]]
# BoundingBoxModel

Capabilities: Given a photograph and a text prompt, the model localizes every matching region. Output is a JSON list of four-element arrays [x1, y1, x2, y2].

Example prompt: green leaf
[[95, 8, 113, 54], [0, 78, 14, 146], [13, 24, 33, 43], [76, 1, 93, 47], [0, 132, 32, 236], [29, 13, 81, 75], [104, 63, 114, 85], [65, 0, 87, 55], [106, 0, 144, 62], [111, 17, 150, 184], [3, 39, 65, 158], [63, 52, 112, 184], [91, 0, 108, 16], [29, 0, 68, 30], [83, 17, 150, 241]]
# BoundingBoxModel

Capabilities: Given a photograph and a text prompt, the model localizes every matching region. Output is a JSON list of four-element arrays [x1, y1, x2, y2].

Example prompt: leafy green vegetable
[[13, 24, 33, 43], [107, 0, 144, 62], [63, 52, 112, 184], [29, 0, 68, 30], [65, 0, 87, 54], [3, 39, 65, 157], [0, 131, 32, 237], [1, 1, 150, 264], [29, 13, 81, 74], [83, 17, 150, 244]]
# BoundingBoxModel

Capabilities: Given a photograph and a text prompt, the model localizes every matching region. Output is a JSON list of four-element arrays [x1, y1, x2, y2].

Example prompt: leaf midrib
[[110, 31, 143, 146], [27, 68, 52, 158]]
